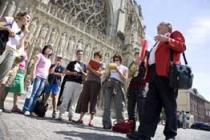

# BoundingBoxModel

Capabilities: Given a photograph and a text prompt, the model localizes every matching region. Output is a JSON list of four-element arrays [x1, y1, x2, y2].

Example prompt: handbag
[[1, 65, 19, 87], [112, 120, 135, 134], [169, 50, 193, 89]]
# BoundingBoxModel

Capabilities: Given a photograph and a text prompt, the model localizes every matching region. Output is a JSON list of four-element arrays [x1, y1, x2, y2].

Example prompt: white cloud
[[186, 17, 210, 47], [193, 72, 210, 101], [185, 17, 210, 101]]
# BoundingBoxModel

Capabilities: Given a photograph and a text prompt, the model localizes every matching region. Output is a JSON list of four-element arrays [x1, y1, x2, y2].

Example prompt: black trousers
[[127, 87, 145, 123], [57, 78, 66, 107], [138, 65, 178, 138], [127, 87, 145, 131]]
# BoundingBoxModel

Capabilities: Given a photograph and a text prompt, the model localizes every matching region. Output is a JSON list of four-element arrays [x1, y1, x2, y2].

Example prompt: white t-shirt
[[4, 17, 24, 50], [148, 42, 159, 65], [110, 64, 128, 83]]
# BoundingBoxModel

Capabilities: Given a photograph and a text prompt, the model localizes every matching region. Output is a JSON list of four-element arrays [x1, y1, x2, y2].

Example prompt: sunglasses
[[114, 59, 120, 62]]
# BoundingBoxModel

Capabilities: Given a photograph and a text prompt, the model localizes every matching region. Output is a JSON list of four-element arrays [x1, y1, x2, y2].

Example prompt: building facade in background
[[177, 89, 210, 123]]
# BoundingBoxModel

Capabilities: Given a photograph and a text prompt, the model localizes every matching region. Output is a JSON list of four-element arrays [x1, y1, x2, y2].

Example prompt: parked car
[[191, 122, 210, 131]]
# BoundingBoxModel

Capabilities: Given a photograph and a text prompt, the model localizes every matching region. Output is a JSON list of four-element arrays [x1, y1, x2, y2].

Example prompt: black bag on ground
[[34, 94, 48, 117], [169, 50, 193, 89]]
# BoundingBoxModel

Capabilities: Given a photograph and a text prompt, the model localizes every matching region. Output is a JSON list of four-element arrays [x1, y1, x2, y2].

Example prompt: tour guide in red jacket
[[127, 22, 186, 140]]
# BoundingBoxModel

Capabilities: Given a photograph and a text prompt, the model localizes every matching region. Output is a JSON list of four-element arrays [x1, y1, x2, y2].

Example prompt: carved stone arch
[[106, 0, 115, 35], [38, 23, 50, 39], [96, 43, 102, 50], [27, 17, 40, 58], [48, 27, 59, 45], [84, 43, 92, 62], [57, 32, 67, 55], [3, 0, 16, 16], [91, 45, 97, 58], [28, 17, 39, 41], [36, 23, 50, 48], [50, 0, 113, 35], [70, 36, 77, 53], [103, 51, 110, 64], [62, 35, 75, 59], [83, 43, 90, 54], [75, 39, 84, 50], [0, 1, 9, 17]]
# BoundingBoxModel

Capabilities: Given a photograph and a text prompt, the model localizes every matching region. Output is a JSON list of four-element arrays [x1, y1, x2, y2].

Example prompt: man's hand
[[31, 74, 36, 82], [64, 71, 77, 76], [72, 72, 78, 76], [116, 67, 121, 74], [7, 28, 15, 37], [154, 34, 169, 42], [23, 25, 30, 34]]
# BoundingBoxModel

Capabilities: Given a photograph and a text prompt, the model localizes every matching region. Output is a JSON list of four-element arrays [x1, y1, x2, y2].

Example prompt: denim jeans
[[26, 76, 46, 113], [0, 48, 16, 82], [102, 78, 125, 128]]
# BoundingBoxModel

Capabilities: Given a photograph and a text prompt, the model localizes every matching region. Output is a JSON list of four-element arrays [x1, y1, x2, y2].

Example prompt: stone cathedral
[[0, 0, 145, 113], [0, 0, 145, 67]]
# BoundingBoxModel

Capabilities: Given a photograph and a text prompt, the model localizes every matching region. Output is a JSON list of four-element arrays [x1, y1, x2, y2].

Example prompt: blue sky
[[136, 0, 210, 100]]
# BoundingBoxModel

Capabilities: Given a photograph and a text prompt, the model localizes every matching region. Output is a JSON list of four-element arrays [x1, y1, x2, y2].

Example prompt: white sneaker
[[0, 109, 3, 114], [58, 113, 64, 121], [24, 111, 30, 116]]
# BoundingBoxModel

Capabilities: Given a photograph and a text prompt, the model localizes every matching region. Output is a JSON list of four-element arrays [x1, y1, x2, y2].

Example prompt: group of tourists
[[0, 11, 187, 140]]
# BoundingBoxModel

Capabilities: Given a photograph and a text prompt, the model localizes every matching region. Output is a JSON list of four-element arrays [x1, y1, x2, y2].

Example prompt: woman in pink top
[[24, 45, 53, 115]]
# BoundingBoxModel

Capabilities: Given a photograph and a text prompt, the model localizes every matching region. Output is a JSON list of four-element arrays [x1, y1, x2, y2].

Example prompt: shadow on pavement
[[35, 117, 113, 133], [54, 130, 127, 140], [25, 115, 121, 134]]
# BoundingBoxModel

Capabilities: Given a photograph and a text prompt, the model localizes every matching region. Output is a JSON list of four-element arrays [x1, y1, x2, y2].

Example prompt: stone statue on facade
[[84, 43, 91, 61], [75, 39, 83, 51], [57, 32, 67, 55], [48, 28, 58, 45], [36, 24, 49, 48]]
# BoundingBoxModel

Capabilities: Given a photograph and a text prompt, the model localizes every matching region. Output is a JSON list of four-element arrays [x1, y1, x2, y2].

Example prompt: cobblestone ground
[[0, 96, 210, 140]]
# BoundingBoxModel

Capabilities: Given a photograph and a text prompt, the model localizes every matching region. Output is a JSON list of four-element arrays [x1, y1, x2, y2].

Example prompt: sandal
[[11, 107, 23, 114], [88, 122, 94, 127]]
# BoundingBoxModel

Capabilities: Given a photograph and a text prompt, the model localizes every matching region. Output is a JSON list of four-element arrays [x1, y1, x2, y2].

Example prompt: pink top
[[35, 53, 51, 79], [19, 51, 28, 71]]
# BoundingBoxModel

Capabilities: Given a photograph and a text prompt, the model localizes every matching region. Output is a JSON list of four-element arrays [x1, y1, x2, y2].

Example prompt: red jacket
[[147, 30, 186, 80]]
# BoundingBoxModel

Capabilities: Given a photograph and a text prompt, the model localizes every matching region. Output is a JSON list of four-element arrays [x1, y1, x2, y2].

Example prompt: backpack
[[0, 30, 9, 55], [0, 19, 15, 55], [34, 94, 48, 117]]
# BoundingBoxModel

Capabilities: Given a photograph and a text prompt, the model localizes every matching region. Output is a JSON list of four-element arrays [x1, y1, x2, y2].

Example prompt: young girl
[[0, 55, 25, 113], [4, 41, 29, 113], [24, 45, 53, 116]]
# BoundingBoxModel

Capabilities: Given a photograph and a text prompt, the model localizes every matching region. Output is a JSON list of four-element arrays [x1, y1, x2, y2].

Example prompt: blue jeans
[[26, 76, 46, 112], [102, 78, 125, 128]]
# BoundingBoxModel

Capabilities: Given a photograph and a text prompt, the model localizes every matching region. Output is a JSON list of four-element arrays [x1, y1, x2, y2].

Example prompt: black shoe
[[127, 131, 139, 140], [127, 132, 151, 140], [103, 125, 112, 129]]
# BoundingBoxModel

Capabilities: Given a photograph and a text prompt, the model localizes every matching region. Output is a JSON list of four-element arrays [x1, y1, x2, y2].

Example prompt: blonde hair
[[14, 56, 25, 64]]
